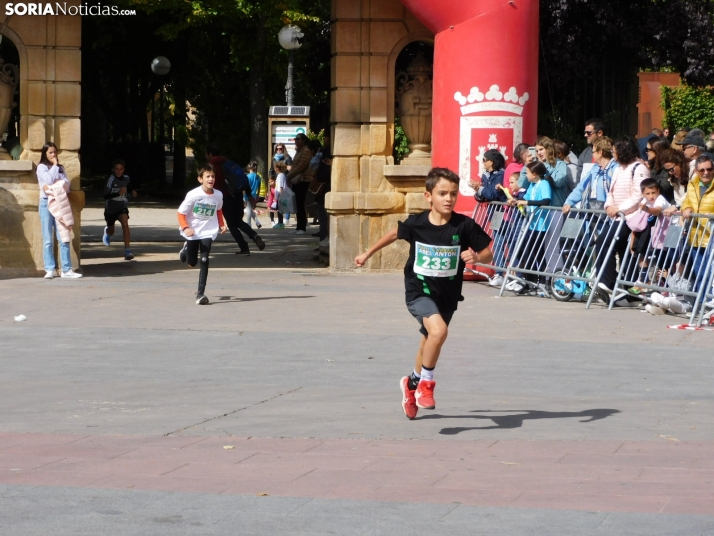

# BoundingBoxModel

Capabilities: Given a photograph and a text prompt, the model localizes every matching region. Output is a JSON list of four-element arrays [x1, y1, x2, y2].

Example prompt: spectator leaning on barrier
[[680, 153, 714, 285], [660, 148, 689, 210], [469, 149, 506, 202], [681, 131, 705, 180], [503, 143, 529, 189], [646, 136, 673, 202], [577, 118, 606, 182], [562, 136, 616, 213], [595, 137, 651, 298], [519, 136, 568, 206]]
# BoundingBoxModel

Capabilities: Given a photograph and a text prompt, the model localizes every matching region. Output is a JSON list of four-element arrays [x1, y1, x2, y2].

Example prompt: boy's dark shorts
[[406, 296, 455, 336], [104, 208, 129, 226]]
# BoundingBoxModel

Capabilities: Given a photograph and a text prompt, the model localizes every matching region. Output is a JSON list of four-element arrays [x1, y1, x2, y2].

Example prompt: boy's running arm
[[177, 211, 195, 237], [355, 228, 398, 267], [461, 246, 493, 265]]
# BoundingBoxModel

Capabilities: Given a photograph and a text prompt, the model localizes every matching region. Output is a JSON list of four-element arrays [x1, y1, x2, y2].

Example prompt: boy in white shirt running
[[177, 165, 228, 304], [355, 168, 493, 419]]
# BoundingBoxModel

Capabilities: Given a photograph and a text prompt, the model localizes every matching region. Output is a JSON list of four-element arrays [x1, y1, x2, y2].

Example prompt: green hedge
[[661, 85, 714, 133]]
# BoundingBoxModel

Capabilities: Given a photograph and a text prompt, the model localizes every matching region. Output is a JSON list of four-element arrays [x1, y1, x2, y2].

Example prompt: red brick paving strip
[[0, 432, 712, 515]]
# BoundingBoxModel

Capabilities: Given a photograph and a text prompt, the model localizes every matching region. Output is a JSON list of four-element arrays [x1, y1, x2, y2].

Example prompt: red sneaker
[[400, 377, 418, 420], [415, 380, 436, 409]]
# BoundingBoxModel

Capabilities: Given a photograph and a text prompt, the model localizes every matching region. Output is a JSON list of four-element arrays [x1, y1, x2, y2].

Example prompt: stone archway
[[0, 10, 84, 278], [327, 0, 435, 270]]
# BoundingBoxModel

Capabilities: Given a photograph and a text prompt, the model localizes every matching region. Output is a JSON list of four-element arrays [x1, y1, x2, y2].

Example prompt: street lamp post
[[151, 56, 171, 148], [278, 26, 303, 107]]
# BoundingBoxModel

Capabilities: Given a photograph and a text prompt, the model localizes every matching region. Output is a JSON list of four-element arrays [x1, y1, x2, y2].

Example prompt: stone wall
[[0, 3, 83, 277], [326, 0, 433, 271]]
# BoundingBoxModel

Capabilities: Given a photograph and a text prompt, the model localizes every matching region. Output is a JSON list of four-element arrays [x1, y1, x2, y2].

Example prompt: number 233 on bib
[[413, 242, 460, 277]]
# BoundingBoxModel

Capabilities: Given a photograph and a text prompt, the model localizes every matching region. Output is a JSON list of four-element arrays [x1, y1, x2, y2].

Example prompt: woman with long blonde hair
[[518, 136, 569, 206]]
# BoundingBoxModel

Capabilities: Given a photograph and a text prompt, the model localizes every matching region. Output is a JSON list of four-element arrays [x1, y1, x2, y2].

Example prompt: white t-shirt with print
[[276, 173, 287, 193], [642, 194, 670, 211], [178, 186, 223, 240]]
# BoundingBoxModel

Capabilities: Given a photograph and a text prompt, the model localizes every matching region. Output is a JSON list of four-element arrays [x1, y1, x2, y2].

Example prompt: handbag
[[309, 177, 326, 195], [277, 186, 296, 215], [626, 209, 649, 232]]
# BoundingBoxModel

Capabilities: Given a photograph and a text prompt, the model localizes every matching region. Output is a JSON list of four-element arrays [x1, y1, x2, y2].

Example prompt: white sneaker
[[44, 270, 55, 280], [505, 280, 518, 291], [288, 230, 298, 234], [61, 269, 83, 279], [650, 292, 664, 307], [489, 275, 504, 287], [597, 282, 613, 294], [295, 230, 306, 235], [645, 304, 666, 315], [318, 238, 329, 247]]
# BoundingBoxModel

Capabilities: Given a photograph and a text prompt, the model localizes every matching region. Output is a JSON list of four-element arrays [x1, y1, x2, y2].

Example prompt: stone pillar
[[326, 0, 433, 270], [0, 4, 83, 277]]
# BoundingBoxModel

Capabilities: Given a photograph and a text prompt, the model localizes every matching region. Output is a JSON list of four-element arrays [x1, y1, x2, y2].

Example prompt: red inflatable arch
[[399, 0, 539, 279]]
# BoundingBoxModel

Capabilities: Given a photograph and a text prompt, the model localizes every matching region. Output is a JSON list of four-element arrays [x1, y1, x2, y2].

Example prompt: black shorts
[[104, 208, 129, 226], [406, 296, 455, 336]]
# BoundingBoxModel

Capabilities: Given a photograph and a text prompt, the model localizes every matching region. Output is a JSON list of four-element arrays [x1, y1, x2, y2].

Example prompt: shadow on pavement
[[80, 231, 324, 277], [209, 295, 316, 305], [415, 409, 620, 434]]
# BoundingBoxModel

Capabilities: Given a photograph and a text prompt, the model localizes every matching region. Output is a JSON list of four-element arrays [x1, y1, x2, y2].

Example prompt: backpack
[[221, 160, 251, 197]]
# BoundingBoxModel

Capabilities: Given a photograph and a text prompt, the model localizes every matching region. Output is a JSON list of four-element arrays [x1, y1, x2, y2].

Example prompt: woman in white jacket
[[37, 142, 81, 279]]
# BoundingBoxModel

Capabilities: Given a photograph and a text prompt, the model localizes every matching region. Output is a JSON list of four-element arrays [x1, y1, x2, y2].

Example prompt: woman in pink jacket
[[37, 142, 82, 279], [595, 137, 649, 297]]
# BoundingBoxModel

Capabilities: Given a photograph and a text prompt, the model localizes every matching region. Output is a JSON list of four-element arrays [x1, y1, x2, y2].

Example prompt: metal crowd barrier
[[693, 259, 714, 327], [610, 212, 714, 325], [489, 205, 625, 308], [469, 201, 529, 275]]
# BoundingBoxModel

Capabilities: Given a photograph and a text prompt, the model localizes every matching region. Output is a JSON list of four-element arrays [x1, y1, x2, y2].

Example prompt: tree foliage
[[661, 85, 714, 132], [538, 0, 714, 147], [82, 0, 330, 180]]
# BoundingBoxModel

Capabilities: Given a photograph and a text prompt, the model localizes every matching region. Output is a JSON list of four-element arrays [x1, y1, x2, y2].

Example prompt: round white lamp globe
[[151, 56, 171, 76], [278, 25, 304, 50]]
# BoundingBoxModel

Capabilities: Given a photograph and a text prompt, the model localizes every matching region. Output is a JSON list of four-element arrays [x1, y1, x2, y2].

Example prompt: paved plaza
[[1, 198, 713, 534]]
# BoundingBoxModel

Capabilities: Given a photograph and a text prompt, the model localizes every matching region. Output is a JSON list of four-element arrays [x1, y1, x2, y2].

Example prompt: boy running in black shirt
[[102, 159, 137, 260], [355, 168, 493, 419]]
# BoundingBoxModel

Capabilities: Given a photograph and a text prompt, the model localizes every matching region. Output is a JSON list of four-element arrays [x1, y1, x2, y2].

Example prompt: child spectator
[[177, 165, 227, 305], [510, 172, 526, 199], [267, 175, 280, 227], [354, 168, 493, 419], [507, 161, 552, 291], [102, 159, 137, 260], [273, 161, 288, 228], [244, 161, 262, 229], [487, 173, 526, 287], [631, 178, 670, 289]]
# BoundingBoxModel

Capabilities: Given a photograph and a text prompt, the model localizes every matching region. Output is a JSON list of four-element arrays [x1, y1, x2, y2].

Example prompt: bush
[[393, 116, 410, 163], [661, 85, 714, 132]]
